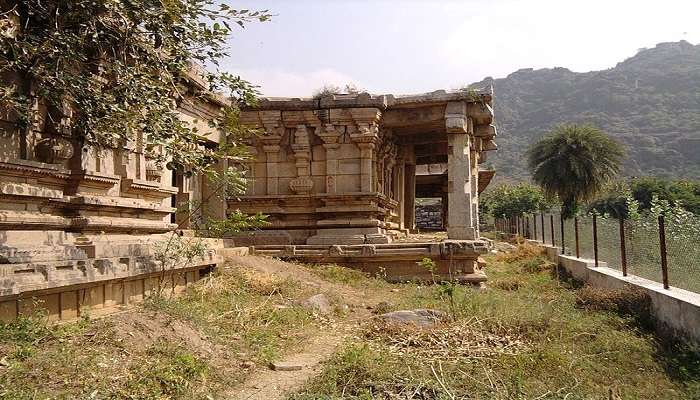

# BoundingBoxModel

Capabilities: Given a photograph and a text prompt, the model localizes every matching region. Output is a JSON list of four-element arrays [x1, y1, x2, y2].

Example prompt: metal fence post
[[541, 213, 545, 243], [533, 214, 538, 240], [619, 218, 627, 277], [574, 216, 580, 258], [593, 214, 599, 268], [550, 214, 555, 246], [560, 214, 565, 254], [659, 215, 669, 289]]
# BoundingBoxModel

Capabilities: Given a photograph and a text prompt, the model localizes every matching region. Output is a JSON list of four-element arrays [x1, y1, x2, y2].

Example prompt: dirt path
[[225, 255, 387, 306], [230, 327, 347, 400], [223, 255, 378, 400]]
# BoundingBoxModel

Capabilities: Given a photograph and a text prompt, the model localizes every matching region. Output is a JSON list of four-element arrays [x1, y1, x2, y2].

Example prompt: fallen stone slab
[[377, 309, 446, 327], [270, 361, 303, 371]]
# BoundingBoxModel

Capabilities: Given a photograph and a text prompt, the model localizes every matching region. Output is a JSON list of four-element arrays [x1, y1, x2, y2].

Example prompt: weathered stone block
[[337, 159, 360, 175]]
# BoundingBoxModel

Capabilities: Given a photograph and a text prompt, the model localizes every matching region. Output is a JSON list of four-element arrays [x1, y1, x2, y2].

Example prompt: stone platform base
[[0, 264, 217, 322], [0, 232, 225, 322], [248, 240, 489, 283]]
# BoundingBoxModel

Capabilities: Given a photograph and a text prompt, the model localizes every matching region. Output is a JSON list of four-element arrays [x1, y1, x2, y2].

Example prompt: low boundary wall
[[536, 241, 700, 346]]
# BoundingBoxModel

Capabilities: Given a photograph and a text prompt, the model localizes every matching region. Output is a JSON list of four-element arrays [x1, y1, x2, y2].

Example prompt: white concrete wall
[[536, 242, 700, 346]]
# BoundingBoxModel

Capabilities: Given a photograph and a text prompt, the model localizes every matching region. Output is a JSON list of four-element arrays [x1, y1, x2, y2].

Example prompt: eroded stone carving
[[34, 137, 74, 164]]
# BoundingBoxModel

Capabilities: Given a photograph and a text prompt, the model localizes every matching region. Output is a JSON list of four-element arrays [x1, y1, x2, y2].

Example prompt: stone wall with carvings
[[0, 72, 227, 321]]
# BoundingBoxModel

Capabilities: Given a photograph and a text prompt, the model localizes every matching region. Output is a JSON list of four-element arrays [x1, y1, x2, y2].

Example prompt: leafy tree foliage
[[481, 183, 552, 219], [631, 177, 700, 215], [587, 180, 635, 219], [527, 124, 625, 218], [0, 0, 270, 172]]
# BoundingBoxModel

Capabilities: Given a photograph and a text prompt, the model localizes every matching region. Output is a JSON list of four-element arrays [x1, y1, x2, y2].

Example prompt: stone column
[[471, 148, 480, 237], [404, 163, 416, 231], [201, 158, 227, 220], [395, 158, 406, 229], [445, 101, 475, 240]]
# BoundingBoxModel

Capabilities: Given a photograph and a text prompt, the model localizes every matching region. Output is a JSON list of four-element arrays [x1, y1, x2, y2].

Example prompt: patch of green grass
[[290, 344, 435, 399], [115, 341, 210, 399], [304, 263, 375, 287], [290, 244, 700, 399], [0, 264, 324, 399]]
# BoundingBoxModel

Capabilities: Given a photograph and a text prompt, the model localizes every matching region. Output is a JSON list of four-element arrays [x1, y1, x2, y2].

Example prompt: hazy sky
[[223, 0, 700, 97]]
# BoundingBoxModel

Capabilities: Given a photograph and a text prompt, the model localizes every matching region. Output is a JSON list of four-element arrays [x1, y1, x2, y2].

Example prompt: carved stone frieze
[[34, 137, 74, 164]]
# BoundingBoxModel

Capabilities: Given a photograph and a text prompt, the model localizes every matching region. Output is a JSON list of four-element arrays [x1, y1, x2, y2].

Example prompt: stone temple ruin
[[0, 83, 497, 321], [232, 89, 497, 282]]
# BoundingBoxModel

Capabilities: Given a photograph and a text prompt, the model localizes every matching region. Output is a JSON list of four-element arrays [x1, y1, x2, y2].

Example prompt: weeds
[[575, 284, 654, 328], [145, 266, 317, 364], [291, 245, 700, 399], [117, 342, 210, 398], [495, 241, 545, 264], [305, 263, 372, 286]]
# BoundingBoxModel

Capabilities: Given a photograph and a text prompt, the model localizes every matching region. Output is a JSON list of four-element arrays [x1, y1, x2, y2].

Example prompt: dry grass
[[491, 276, 524, 291], [362, 318, 528, 362], [0, 264, 328, 399], [495, 241, 546, 263], [575, 284, 654, 327], [292, 243, 700, 400]]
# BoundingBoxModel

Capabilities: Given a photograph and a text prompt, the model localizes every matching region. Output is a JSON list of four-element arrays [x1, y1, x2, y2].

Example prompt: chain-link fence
[[492, 213, 700, 294]]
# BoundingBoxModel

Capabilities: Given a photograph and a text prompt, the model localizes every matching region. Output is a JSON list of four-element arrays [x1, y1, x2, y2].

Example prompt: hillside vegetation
[[473, 40, 700, 181]]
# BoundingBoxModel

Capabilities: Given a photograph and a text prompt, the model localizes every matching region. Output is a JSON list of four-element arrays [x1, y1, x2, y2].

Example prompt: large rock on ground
[[377, 309, 446, 327], [299, 294, 332, 315]]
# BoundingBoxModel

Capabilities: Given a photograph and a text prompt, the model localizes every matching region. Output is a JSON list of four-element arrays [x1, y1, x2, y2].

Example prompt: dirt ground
[[222, 255, 383, 399]]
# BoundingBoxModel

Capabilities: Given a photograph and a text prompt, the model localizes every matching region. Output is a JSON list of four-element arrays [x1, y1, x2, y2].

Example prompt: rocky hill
[[473, 40, 700, 181]]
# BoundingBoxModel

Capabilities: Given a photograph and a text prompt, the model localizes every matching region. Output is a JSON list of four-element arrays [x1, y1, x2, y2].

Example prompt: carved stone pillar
[[317, 124, 341, 193], [445, 101, 475, 240], [289, 124, 313, 195]]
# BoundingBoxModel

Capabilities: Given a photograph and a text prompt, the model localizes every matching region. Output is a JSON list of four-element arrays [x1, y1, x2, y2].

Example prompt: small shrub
[[493, 276, 524, 291], [291, 344, 394, 398], [307, 264, 370, 286], [519, 256, 554, 273], [0, 313, 51, 344], [496, 242, 545, 264], [371, 301, 394, 315], [575, 285, 653, 327], [121, 342, 209, 398]]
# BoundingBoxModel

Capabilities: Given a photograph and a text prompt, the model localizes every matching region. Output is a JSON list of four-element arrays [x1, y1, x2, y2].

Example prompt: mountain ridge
[[472, 40, 700, 182]]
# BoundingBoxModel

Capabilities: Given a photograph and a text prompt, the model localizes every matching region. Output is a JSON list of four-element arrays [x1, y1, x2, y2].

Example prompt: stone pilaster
[[289, 125, 313, 194], [260, 128, 282, 195], [350, 122, 379, 193], [317, 124, 341, 194]]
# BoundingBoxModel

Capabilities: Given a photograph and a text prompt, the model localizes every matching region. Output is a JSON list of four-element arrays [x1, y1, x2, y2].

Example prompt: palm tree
[[527, 124, 625, 218]]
